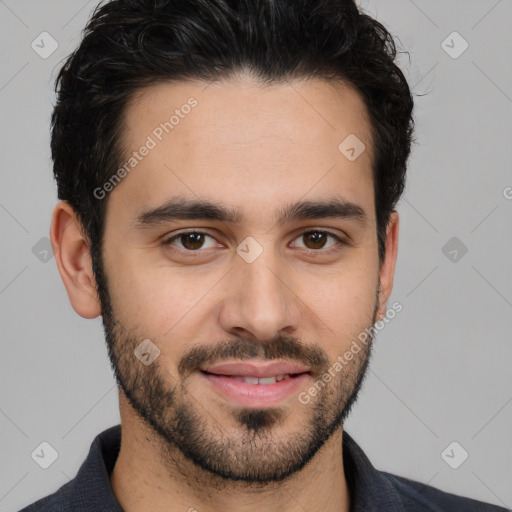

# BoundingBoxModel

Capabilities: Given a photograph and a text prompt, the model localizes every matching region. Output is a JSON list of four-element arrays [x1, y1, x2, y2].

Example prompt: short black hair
[[51, 0, 414, 272]]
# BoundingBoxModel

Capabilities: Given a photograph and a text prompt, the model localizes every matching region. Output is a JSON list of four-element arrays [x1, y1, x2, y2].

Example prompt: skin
[[50, 76, 399, 512]]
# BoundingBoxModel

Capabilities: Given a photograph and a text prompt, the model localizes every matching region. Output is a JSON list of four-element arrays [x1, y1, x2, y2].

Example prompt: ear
[[376, 211, 399, 322], [50, 201, 101, 319]]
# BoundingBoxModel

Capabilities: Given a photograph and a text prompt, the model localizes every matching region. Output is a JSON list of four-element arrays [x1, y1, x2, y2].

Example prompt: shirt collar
[[342, 430, 408, 511], [61, 424, 124, 512], [63, 424, 407, 512]]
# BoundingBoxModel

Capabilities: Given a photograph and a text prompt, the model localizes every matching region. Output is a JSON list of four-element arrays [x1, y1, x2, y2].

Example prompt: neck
[[110, 396, 351, 512]]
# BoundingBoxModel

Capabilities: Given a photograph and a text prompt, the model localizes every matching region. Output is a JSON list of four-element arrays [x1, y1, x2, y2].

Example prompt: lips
[[200, 360, 311, 379], [198, 360, 312, 406], [199, 370, 310, 407]]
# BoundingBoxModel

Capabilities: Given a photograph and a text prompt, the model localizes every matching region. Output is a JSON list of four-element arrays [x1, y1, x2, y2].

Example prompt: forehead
[[113, 76, 375, 221]]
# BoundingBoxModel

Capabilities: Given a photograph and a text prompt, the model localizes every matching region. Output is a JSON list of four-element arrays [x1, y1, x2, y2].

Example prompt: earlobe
[[376, 211, 399, 321], [50, 201, 102, 319]]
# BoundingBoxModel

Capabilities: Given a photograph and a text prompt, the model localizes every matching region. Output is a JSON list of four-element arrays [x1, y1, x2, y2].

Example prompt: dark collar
[[60, 424, 408, 512], [342, 430, 408, 511]]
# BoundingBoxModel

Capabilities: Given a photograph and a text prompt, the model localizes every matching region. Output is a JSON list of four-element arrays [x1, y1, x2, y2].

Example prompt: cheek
[[315, 247, 378, 296], [101, 249, 170, 328], [305, 262, 378, 348], [104, 250, 218, 341]]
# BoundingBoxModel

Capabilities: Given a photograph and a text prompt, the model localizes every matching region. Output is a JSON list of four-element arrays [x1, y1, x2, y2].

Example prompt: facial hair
[[93, 252, 379, 485]]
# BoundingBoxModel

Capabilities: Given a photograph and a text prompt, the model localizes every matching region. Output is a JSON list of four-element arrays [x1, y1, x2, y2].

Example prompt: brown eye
[[303, 231, 328, 249], [163, 231, 217, 251], [293, 230, 343, 251], [180, 233, 205, 250]]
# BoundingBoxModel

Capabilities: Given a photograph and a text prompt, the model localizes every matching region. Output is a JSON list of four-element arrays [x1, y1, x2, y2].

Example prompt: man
[[19, 0, 508, 511]]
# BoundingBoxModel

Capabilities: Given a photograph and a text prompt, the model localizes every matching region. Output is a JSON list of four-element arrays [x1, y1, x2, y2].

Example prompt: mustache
[[178, 334, 329, 379]]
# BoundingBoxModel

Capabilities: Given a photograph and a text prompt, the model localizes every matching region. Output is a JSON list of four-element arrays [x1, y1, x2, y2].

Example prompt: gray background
[[1, 0, 511, 510]]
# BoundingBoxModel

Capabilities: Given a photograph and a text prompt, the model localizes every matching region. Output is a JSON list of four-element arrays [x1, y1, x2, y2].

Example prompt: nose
[[217, 249, 302, 342]]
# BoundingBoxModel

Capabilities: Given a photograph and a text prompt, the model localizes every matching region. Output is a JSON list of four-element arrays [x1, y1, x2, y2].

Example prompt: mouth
[[200, 370, 308, 384], [198, 369, 311, 407]]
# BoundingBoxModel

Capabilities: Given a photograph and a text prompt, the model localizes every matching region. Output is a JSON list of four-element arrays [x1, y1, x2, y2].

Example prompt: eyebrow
[[134, 197, 368, 228]]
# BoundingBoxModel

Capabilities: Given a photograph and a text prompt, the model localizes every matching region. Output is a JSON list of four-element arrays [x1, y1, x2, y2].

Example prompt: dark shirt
[[18, 424, 509, 511]]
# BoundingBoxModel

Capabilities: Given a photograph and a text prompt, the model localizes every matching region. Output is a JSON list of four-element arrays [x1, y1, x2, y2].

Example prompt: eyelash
[[161, 229, 348, 256]]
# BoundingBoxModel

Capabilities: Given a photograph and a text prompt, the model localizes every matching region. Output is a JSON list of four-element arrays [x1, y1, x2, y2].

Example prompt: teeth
[[259, 376, 277, 385], [231, 374, 292, 385]]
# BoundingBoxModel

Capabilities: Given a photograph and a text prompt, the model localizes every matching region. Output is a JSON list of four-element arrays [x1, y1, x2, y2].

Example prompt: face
[[92, 77, 395, 483]]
